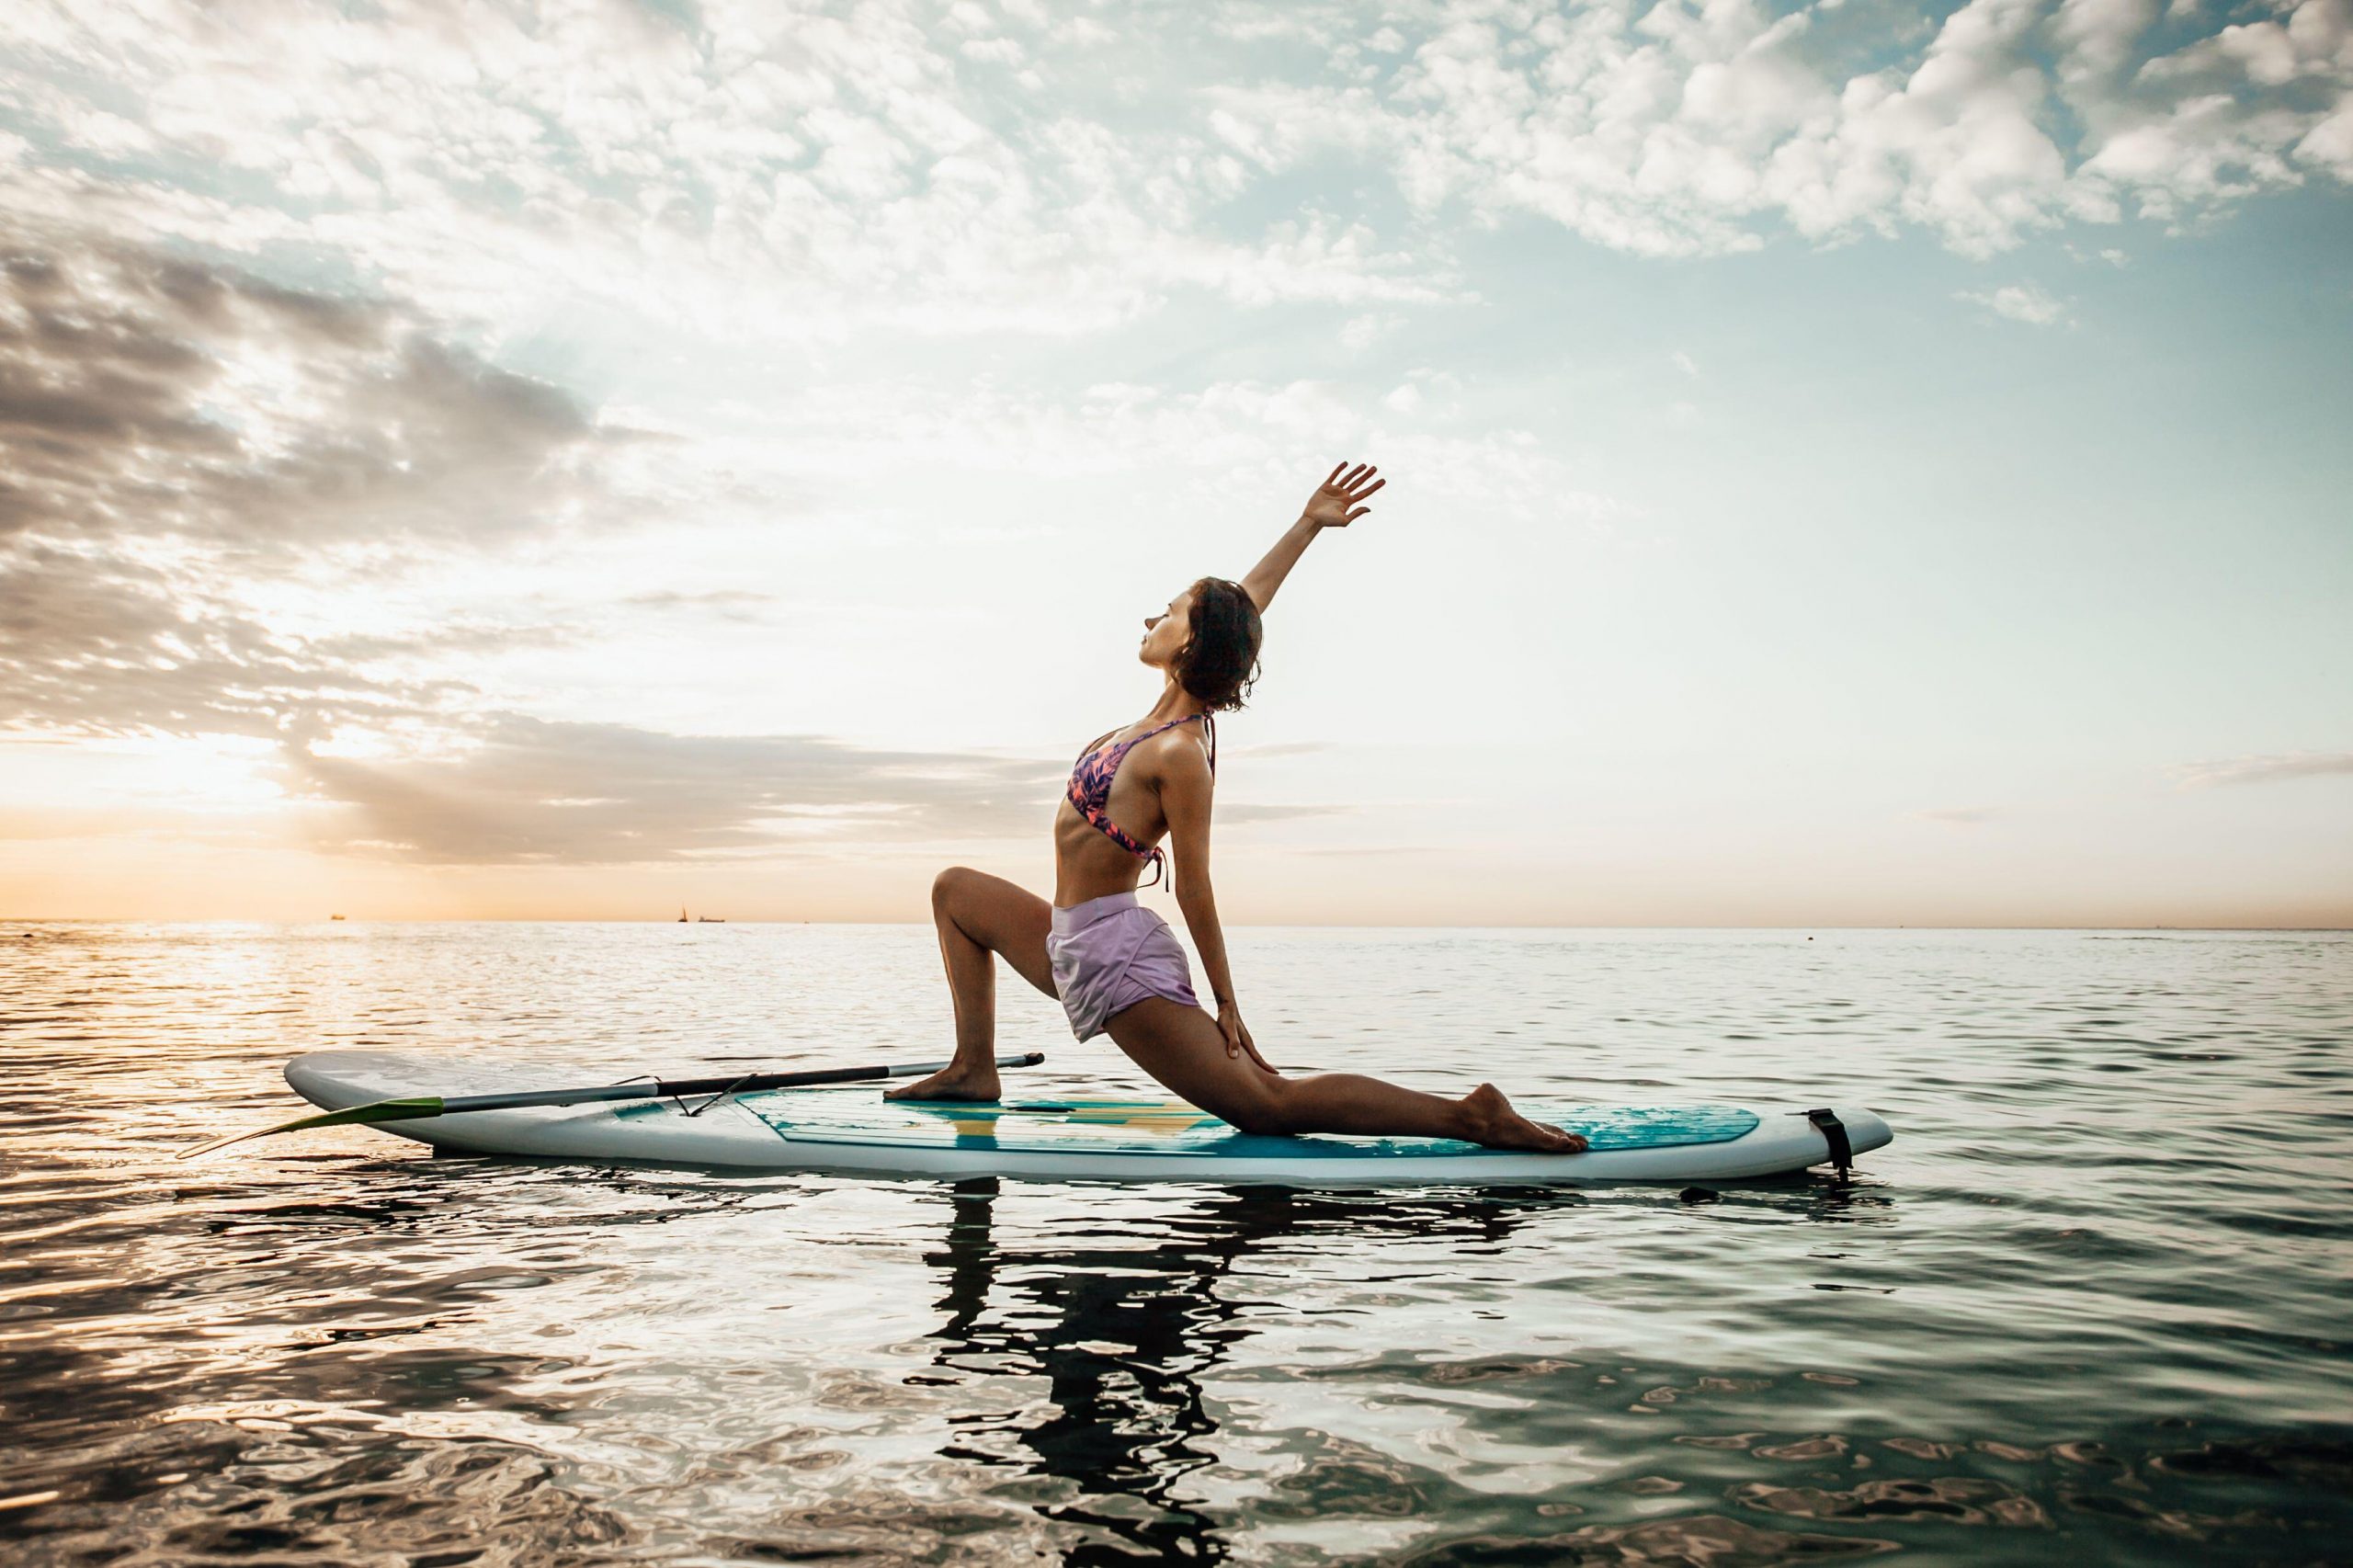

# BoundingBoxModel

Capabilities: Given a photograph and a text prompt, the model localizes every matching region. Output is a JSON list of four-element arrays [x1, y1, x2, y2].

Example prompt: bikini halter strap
[[1132, 710, 1215, 769]]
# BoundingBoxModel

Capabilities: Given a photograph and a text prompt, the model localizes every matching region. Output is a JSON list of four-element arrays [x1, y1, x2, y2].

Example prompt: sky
[[0, 0, 2347, 926]]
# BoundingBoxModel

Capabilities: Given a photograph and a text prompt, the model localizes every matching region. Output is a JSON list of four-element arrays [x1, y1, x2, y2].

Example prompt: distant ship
[[677, 906, 725, 923], [678, 905, 689, 923], [329, 914, 346, 921]]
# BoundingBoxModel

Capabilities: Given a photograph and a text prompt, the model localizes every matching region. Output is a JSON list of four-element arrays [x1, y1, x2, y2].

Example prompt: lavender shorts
[[1047, 892, 1200, 1041]]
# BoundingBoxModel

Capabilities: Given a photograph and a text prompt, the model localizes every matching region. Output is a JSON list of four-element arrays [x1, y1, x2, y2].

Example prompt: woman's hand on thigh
[[1217, 999, 1279, 1075], [1107, 997, 1285, 1128]]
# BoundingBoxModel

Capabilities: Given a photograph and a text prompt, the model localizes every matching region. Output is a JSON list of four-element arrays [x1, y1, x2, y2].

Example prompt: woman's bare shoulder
[[1138, 724, 1215, 785]]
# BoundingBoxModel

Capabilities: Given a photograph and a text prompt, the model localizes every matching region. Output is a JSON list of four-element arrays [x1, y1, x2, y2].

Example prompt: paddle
[[181, 1051, 1048, 1159]]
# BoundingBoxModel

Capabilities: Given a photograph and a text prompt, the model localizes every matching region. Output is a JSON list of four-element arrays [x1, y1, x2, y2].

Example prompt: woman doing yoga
[[888, 463, 1584, 1154]]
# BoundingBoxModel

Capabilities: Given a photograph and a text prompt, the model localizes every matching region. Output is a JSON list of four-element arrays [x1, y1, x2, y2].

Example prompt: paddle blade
[[179, 1096, 448, 1159]]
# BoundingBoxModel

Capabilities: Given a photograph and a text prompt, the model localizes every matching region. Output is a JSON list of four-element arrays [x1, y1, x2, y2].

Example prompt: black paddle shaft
[[428, 1051, 1048, 1115]]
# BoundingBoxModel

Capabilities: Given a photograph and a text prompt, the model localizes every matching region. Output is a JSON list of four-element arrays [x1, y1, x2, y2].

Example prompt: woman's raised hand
[[1301, 461, 1384, 528], [1244, 461, 1381, 611]]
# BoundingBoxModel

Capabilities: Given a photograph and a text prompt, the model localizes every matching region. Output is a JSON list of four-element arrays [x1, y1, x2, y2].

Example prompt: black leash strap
[[672, 1074, 754, 1119], [1804, 1108, 1853, 1177], [625, 1072, 750, 1119]]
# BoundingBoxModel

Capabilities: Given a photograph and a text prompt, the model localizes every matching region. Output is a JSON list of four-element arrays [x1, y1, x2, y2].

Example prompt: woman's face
[[1139, 587, 1194, 669]]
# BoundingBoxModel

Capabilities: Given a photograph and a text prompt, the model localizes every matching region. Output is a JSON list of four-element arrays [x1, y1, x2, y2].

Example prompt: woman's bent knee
[[932, 866, 978, 912]]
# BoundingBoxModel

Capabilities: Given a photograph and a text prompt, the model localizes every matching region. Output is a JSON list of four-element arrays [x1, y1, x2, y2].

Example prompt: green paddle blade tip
[[180, 1096, 449, 1159]]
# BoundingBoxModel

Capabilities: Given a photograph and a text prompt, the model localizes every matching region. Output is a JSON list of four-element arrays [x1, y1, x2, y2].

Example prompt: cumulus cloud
[[1206, 0, 2353, 258], [0, 0, 2338, 348], [2172, 752, 2353, 788], [1958, 281, 2073, 323], [0, 0, 1451, 338]]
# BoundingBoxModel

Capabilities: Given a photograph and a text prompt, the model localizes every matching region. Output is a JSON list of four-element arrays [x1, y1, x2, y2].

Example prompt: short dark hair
[[1174, 577, 1263, 712]]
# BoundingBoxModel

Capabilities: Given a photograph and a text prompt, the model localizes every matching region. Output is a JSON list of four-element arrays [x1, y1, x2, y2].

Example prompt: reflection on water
[[3, 923, 2350, 1563], [916, 1185, 1594, 1562]]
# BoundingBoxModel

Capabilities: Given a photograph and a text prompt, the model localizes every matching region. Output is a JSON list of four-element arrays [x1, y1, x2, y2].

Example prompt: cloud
[[1216, 802, 1346, 826], [2172, 752, 2353, 789], [620, 589, 778, 625], [1917, 805, 2004, 825], [0, 521, 1304, 863], [281, 715, 1071, 864], [0, 543, 453, 740], [0, 224, 644, 745], [270, 720, 1345, 866], [1203, 0, 2353, 258], [1286, 842, 1447, 857], [1958, 282, 2073, 324], [0, 227, 617, 560], [0, 0, 2339, 358], [0, 0, 1455, 338]]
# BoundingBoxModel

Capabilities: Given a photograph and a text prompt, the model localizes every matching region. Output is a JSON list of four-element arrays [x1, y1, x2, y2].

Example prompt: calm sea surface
[[2, 923, 2348, 1565]]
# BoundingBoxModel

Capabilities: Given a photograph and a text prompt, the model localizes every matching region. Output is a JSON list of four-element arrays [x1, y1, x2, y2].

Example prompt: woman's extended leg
[[1105, 998, 1584, 1153], [884, 867, 1058, 1103]]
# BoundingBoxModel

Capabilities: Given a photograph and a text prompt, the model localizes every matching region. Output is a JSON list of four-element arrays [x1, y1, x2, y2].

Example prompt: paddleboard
[[282, 1051, 1890, 1186]]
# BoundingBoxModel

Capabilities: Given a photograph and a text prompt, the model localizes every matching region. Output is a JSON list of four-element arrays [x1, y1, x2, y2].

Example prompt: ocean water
[[2, 921, 2348, 1566]]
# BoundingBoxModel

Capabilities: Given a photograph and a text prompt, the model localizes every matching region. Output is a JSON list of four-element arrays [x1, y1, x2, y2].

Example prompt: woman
[[888, 463, 1584, 1154]]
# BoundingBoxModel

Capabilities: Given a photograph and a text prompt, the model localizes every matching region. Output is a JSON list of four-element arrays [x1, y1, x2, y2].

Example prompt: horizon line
[[6, 918, 2349, 934]]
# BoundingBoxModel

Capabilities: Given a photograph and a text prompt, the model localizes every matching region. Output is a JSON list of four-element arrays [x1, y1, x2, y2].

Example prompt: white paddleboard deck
[[284, 1051, 1891, 1187]]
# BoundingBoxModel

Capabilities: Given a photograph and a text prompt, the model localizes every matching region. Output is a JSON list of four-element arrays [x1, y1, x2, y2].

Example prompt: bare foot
[[1460, 1083, 1586, 1153], [883, 1063, 1002, 1103]]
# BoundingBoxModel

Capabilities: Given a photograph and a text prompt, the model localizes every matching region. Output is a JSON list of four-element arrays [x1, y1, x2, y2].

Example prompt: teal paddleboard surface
[[717, 1096, 1762, 1160]]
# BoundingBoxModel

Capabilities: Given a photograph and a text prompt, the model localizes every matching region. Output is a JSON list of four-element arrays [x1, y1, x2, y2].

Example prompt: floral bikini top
[[1066, 712, 1217, 888]]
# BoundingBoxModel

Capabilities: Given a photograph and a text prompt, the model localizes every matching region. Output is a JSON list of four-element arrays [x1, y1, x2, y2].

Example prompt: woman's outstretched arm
[[1240, 461, 1386, 613]]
